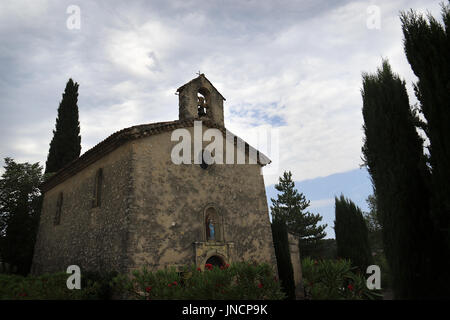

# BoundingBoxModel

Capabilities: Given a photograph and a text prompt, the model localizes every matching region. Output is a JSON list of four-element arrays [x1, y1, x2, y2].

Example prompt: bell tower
[[177, 73, 226, 127]]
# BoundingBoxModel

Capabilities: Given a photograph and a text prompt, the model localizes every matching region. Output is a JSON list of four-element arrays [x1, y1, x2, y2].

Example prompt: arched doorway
[[205, 255, 225, 268]]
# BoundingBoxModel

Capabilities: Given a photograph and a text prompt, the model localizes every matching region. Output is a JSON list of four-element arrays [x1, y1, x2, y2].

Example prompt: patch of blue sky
[[265, 167, 373, 239], [229, 102, 287, 127]]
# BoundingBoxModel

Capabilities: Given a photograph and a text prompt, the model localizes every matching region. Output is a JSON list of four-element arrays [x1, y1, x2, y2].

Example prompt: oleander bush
[[301, 257, 382, 300], [0, 272, 102, 299], [0, 262, 284, 300], [111, 262, 285, 300]]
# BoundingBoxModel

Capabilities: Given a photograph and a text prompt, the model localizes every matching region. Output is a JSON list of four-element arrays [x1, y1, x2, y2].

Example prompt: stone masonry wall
[[31, 143, 134, 274], [126, 125, 277, 272], [31, 124, 278, 275]]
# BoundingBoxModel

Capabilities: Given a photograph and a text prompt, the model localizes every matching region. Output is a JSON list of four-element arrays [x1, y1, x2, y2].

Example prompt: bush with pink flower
[[301, 257, 382, 300], [111, 262, 285, 300]]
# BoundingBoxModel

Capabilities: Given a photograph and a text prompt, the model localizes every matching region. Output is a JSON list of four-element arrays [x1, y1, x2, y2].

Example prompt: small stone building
[[31, 74, 280, 275]]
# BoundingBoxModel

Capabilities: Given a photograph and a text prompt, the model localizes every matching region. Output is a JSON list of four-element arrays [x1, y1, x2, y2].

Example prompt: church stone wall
[[126, 125, 277, 272], [31, 143, 134, 274], [32, 125, 278, 276]]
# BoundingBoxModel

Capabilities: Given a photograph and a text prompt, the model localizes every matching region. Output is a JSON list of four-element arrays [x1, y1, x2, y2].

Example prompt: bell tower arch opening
[[197, 87, 210, 117]]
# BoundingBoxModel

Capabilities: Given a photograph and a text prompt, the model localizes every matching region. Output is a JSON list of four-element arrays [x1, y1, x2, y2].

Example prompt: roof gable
[[177, 74, 226, 101], [41, 119, 270, 192]]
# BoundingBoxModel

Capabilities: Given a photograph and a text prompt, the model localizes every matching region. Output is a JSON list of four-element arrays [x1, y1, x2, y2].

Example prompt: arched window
[[54, 192, 63, 226], [92, 168, 103, 208], [197, 88, 210, 117]]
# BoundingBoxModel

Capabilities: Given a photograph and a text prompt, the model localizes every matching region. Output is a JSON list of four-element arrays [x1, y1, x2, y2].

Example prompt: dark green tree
[[45, 78, 81, 174], [400, 5, 450, 248], [334, 194, 373, 273], [316, 238, 337, 260], [270, 171, 327, 256], [0, 158, 44, 275], [361, 60, 450, 298], [271, 217, 296, 300], [306, 238, 337, 260], [362, 194, 383, 253]]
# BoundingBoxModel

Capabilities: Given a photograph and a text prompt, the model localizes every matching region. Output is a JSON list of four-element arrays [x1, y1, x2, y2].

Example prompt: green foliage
[[45, 78, 81, 174], [271, 218, 296, 299], [361, 59, 450, 298], [310, 239, 337, 260], [401, 4, 450, 252], [0, 273, 102, 300], [362, 195, 389, 290], [364, 194, 382, 231], [81, 271, 118, 300], [363, 194, 383, 253], [299, 238, 337, 260], [111, 262, 285, 300], [270, 171, 327, 256], [0, 263, 283, 300], [301, 257, 382, 300], [372, 253, 391, 290], [0, 158, 44, 275], [334, 195, 373, 273]]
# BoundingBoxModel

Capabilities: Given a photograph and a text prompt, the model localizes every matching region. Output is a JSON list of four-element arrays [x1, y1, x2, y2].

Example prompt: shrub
[[111, 262, 285, 300], [81, 271, 118, 300], [0, 272, 102, 300], [372, 252, 391, 290], [301, 257, 382, 300], [0, 262, 285, 300]]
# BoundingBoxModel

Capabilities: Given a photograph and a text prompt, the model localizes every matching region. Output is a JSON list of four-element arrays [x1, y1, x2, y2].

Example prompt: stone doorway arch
[[205, 255, 225, 268]]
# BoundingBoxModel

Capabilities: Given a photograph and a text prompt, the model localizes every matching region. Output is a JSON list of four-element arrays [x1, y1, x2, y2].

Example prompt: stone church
[[31, 74, 291, 277]]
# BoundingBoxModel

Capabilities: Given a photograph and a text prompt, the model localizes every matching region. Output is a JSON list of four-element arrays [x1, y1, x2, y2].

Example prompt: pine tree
[[334, 194, 373, 273], [400, 5, 450, 249], [270, 171, 327, 256], [0, 158, 44, 275], [361, 60, 450, 298], [45, 79, 81, 174]]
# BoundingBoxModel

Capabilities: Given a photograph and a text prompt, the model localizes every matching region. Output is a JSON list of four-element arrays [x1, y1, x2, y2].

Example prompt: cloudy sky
[[0, 0, 444, 237]]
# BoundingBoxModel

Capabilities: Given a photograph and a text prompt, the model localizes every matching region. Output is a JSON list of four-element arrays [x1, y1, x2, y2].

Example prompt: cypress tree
[[334, 194, 373, 273], [45, 79, 81, 174], [363, 194, 383, 254], [400, 5, 450, 248], [361, 60, 450, 298], [271, 217, 296, 300]]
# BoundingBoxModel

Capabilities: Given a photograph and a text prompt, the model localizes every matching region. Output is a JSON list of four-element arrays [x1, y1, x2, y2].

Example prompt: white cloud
[[105, 20, 180, 77], [0, 0, 444, 187]]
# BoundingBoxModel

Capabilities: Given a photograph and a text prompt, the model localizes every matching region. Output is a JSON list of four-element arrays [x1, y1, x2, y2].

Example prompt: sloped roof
[[41, 119, 270, 192], [177, 74, 226, 101]]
